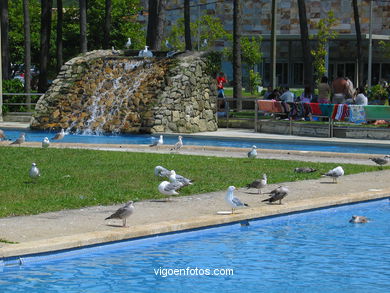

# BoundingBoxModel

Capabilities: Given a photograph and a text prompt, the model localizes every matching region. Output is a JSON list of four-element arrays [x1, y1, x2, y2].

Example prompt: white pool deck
[[0, 123, 390, 259]]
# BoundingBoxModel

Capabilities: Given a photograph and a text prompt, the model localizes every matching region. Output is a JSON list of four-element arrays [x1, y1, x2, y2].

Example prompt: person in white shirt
[[278, 86, 295, 103], [354, 86, 368, 105]]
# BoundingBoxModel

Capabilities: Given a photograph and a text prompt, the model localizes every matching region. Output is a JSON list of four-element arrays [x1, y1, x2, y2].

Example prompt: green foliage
[[1, 79, 26, 113], [205, 51, 222, 77], [249, 69, 262, 93], [310, 11, 338, 84], [379, 40, 390, 58], [368, 84, 388, 99], [223, 36, 263, 68]]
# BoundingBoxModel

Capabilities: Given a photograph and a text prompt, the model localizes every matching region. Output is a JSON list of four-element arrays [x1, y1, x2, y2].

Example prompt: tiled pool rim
[[1, 191, 389, 265]]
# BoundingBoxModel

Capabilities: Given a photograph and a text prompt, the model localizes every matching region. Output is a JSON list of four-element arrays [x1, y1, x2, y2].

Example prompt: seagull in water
[[369, 155, 390, 169], [322, 166, 344, 183], [29, 162, 40, 182], [225, 186, 249, 214], [262, 186, 289, 204], [150, 135, 163, 149], [170, 136, 183, 152], [349, 215, 370, 223], [52, 129, 65, 141], [125, 37, 132, 49], [246, 173, 267, 194], [10, 133, 25, 146], [247, 145, 257, 159], [42, 137, 50, 148], [105, 201, 135, 227], [0, 129, 6, 140]]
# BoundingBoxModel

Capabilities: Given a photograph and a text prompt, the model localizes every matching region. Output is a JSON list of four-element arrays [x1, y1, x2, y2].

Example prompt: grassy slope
[[0, 147, 384, 217]]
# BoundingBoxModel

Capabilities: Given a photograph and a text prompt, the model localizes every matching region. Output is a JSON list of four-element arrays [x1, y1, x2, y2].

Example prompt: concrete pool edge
[[1, 189, 389, 260]]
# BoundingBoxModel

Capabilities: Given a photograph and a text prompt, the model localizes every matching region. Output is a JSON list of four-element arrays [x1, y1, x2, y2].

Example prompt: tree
[[56, 0, 64, 73], [297, 0, 313, 89], [146, 0, 165, 50], [23, 0, 32, 104], [310, 11, 338, 85], [233, 0, 243, 111], [184, 0, 192, 50], [352, 0, 362, 86], [103, 0, 112, 49], [80, 0, 87, 53], [38, 0, 53, 92], [0, 0, 11, 79]]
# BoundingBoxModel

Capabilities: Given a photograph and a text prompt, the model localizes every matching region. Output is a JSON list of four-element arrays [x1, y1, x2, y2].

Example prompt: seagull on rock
[[52, 129, 65, 141], [225, 186, 249, 214], [10, 133, 25, 146], [246, 174, 267, 194], [262, 186, 289, 205], [105, 201, 135, 227], [42, 137, 50, 148], [247, 145, 257, 159], [170, 136, 183, 152], [369, 155, 390, 169], [125, 37, 132, 49], [29, 162, 41, 182], [150, 135, 163, 149], [322, 166, 344, 183]]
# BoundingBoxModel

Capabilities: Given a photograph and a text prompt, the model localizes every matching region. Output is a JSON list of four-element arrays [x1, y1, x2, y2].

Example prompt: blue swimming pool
[[3, 128, 390, 154], [1, 199, 389, 292]]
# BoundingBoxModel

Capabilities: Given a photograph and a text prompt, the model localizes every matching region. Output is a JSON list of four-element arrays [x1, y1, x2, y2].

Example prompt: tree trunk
[[80, 0, 87, 53], [184, 0, 192, 51], [233, 0, 243, 111], [146, 0, 165, 50], [352, 0, 362, 87], [103, 0, 112, 49], [56, 0, 63, 73], [297, 0, 313, 89], [38, 0, 53, 93], [270, 0, 277, 88], [0, 0, 11, 79], [23, 0, 32, 110]]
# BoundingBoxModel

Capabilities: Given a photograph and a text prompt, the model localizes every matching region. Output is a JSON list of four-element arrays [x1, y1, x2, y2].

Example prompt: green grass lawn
[[0, 147, 385, 217]]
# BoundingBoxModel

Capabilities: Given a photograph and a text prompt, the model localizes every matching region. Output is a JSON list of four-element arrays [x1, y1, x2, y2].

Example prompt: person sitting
[[318, 76, 331, 103], [332, 72, 348, 104], [278, 86, 295, 103], [299, 86, 314, 103], [353, 86, 367, 105], [263, 86, 273, 99]]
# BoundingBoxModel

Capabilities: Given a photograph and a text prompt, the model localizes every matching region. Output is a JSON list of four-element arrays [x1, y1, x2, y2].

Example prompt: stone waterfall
[[31, 50, 218, 134]]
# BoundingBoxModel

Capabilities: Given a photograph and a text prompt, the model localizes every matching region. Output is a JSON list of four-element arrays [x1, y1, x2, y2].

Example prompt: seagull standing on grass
[[52, 129, 65, 141], [262, 186, 289, 204], [369, 155, 390, 169], [169, 170, 193, 187], [170, 136, 183, 152], [246, 174, 267, 194], [154, 165, 171, 178], [29, 163, 40, 182], [105, 201, 135, 227], [158, 179, 183, 197], [150, 135, 163, 149], [322, 166, 344, 183], [247, 145, 257, 159], [10, 133, 25, 146], [225, 186, 249, 214], [42, 137, 50, 148]]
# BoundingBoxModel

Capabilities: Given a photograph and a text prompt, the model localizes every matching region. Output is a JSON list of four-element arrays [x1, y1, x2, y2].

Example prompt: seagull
[[225, 186, 249, 214], [158, 180, 183, 197], [165, 39, 173, 50], [294, 167, 317, 173], [125, 37, 132, 49], [322, 166, 344, 183], [262, 186, 289, 204], [150, 135, 163, 149], [201, 38, 208, 48], [170, 136, 183, 151], [0, 129, 5, 140], [154, 165, 171, 178], [105, 201, 135, 227], [349, 215, 370, 223], [369, 155, 390, 169], [111, 46, 119, 55], [169, 170, 193, 187], [247, 145, 257, 159], [52, 129, 65, 141], [246, 173, 267, 194], [42, 137, 50, 148], [29, 162, 40, 182], [10, 133, 25, 146]]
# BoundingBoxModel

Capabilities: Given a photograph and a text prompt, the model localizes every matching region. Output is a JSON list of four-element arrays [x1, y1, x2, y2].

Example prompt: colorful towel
[[363, 105, 390, 120], [309, 103, 322, 115], [349, 105, 366, 124], [257, 100, 275, 112], [319, 104, 335, 117]]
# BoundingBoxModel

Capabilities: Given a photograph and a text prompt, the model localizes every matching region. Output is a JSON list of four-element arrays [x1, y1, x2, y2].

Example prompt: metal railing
[[2, 93, 44, 112], [217, 97, 257, 128]]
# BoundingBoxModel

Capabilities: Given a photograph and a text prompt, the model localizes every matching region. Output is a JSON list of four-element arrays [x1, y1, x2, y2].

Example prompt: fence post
[[226, 99, 229, 129], [254, 100, 258, 132], [289, 117, 292, 135]]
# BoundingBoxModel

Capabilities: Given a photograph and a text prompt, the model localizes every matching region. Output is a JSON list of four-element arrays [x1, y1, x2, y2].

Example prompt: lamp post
[[368, 0, 373, 87]]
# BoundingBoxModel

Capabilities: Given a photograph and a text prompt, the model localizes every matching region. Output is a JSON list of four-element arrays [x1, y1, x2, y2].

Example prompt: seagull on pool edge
[[225, 186, 249, 214], [105, 201, 135, 227]]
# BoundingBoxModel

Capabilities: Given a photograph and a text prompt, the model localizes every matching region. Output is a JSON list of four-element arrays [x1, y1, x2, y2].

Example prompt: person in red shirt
[[216, 72, 228, 98]]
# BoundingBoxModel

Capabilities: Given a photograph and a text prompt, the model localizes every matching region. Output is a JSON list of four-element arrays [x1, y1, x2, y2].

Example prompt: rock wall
[[31, 50, 218, 134]]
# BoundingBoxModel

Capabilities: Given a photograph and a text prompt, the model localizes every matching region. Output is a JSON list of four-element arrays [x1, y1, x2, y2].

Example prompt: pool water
[[3, 128, 390, 154], [1, 199, 389, 292]]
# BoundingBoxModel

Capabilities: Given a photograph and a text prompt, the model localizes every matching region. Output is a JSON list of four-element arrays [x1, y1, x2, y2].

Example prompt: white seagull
[[29, 162, 41, 182], [169, 170, 193, 187], [125, 37, 132, 49], [154, 165, 171, 178], [247, 145, 257, 159], [369, 155, 390, 169], [10, 133, 25, 146], [149, 135, 163, 149], [170, 136, 183, 152], [158, 179, 183, 197], [262, 186, 289, 204], [246, 173, 267, 194], [42, 137, 50, 148], [225, 186, 249, 214], [323, 166, 344, 183], [349, 215, 370, 224], [52, 129, 65, 141], [105, 201, 135, 227], [165, 39, 173, 50]]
